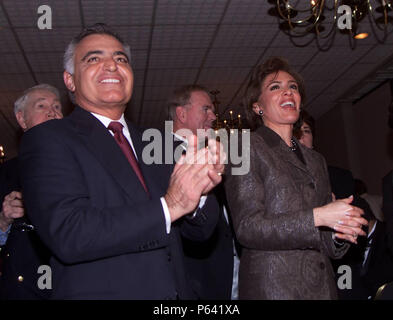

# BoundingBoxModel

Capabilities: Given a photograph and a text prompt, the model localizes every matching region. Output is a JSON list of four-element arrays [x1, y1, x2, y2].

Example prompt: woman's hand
[[313, 195, 368, 244]]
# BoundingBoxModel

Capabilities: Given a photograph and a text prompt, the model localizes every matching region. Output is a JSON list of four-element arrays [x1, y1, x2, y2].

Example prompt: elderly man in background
[[0, 83, 63, 299]]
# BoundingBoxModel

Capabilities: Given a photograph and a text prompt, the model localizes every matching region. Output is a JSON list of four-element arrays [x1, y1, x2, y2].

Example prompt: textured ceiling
[[1, 0, 393, 159]]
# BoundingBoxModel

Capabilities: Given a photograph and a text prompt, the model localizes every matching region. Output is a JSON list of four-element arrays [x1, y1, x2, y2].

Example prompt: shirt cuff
[[0, 224, 11, 246], [160, 197, 171, 234], [187, 194, 208, 219]]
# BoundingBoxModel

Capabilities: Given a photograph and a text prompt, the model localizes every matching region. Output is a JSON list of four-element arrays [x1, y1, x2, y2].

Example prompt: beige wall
[[315, 81, 393, 195]]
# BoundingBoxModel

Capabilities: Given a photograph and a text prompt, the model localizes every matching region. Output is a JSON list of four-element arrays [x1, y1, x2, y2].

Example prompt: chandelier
[[0, 145, 5, 164], [269, 0, 393, 49], [210, 90, 246, 133]]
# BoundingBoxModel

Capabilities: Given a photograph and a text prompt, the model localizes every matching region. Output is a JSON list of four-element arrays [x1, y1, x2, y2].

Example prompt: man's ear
[[15, 111, 28, 131], [175, 106, 187, 123], [63, 71, 75, 92]]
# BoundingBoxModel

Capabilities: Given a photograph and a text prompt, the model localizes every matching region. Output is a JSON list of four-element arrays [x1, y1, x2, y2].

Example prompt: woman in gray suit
[[225, 57, 368, 299]]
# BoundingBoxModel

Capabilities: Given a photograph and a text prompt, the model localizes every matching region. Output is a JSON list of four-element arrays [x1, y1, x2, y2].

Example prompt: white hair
[[14, 84, 61, 114]]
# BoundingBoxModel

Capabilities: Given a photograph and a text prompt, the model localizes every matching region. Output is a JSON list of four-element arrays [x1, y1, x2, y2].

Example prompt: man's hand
[[0, 191, 24, 232], [165, 135, 225, 222]]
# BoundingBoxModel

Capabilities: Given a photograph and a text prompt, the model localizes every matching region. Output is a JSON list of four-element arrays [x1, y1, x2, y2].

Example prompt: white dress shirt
[[91, 112, 172, 233]]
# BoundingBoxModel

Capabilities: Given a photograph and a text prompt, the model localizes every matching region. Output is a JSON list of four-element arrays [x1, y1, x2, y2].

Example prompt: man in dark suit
[[382, 170, 393, 222], [18, 24, 224, 299], [0, 84, 63, 299], [164, 85, 239, 300], [327, 166, 393, 299]]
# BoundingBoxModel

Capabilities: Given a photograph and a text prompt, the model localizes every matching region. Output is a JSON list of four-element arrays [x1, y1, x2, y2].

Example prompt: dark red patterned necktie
[[108, 121, 149, 194]]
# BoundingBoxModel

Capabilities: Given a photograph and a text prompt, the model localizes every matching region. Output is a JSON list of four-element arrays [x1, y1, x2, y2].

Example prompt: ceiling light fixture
[[268, 0, 393, 49]]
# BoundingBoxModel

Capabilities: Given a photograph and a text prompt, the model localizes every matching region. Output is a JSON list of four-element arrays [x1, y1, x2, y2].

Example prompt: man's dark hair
[[167, 84, 210, 121], [243, 57, 306, 131]]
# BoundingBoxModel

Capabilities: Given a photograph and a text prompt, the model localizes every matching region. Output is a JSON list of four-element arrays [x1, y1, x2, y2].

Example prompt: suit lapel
[[69, 107, 150, 200], [257, 125, 317, 189]]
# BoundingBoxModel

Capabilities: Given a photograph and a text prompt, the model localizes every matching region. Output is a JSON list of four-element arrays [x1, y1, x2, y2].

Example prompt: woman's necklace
[[290, 138, 297, 152]]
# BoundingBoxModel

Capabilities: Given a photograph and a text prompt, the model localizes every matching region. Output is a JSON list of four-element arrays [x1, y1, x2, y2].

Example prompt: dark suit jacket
[[18, 106, 218, 299], [159, 136, 234, 300], [225, 126, 349, 300], [0, 158, 51, 300], [382, 170, 393, 222], [362, 221, 393, 298]]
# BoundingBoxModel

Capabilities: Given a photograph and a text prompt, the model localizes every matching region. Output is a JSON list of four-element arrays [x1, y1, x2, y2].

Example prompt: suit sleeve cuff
[[160, 197, 171, 234]]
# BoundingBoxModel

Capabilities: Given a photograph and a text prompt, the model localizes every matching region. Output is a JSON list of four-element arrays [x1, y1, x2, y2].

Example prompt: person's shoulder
[[21, 119, 73, 152], [301, 144, 325, 160]]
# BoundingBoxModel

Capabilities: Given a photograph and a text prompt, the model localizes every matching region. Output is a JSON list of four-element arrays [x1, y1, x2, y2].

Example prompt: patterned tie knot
[[108, 121, 123, 134]]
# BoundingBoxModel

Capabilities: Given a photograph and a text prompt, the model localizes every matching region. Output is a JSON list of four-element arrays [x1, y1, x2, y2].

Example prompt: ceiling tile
[[223, 0, 276, 24], [0, 28, 21, 53], [28, 52, 63, 73], [145, 68, 199, 87], [130, 50, 148, 70], [262, 46, 318, 68], [156, 0, 227, 25], [339, 64, 378, 81], [152, 25, 215, 49], [149, 49, 206, 69], [213, 24, 277, 48], [132, 69, 146, 87], [0, 73, 35, 91], [198, 67, 250, 85], [358, 44, 393, 63], [16, 27, 81, 52], [310, 45, 371, 66], [0, 6, 9, 27], [0, 53, 29, 73], [143, 86, 178, 101], [83, 0, 154, 26], [302, 63, 349, 82], [116, 26, 152, 51], [3, 0, 82, 27], [35, 73, 66, 90], [204, 48, 261, 68]]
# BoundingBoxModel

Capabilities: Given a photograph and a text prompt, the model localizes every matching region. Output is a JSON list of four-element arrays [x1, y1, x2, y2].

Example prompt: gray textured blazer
[[225, 126, 349, 300]]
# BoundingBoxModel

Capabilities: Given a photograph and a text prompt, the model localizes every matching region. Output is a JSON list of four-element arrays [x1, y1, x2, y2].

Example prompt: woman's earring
[[259, 110, 263, 116]]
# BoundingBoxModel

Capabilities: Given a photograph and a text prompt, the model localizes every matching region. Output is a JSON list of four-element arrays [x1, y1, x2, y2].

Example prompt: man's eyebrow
[[114, 51, 129, 61], [81, 50, 103, 62], [81, 50, 129, 62]]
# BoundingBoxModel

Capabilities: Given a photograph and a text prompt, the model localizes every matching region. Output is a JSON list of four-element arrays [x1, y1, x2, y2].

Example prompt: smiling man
[[0, 84, 62, 300], [18, 23, 224, 299]]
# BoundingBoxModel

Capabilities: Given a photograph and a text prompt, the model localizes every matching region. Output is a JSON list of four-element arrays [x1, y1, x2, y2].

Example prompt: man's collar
[[172, 132, 187, 144], [90, 112, 127, 129]]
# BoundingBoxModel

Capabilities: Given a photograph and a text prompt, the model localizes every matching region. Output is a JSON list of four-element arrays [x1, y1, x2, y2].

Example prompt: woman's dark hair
[[243, 57, 306, 130], [293, 109, 315, 140]]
